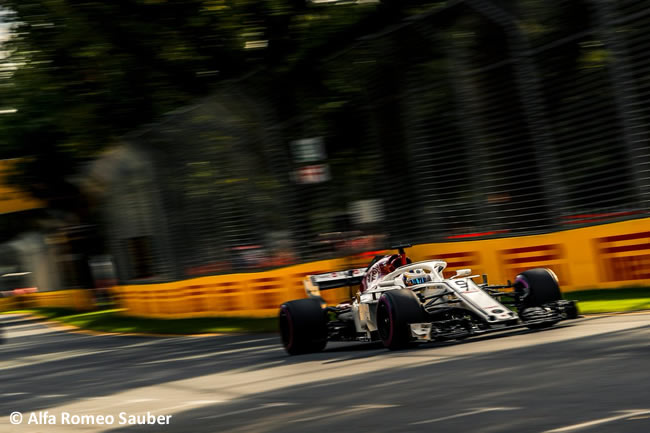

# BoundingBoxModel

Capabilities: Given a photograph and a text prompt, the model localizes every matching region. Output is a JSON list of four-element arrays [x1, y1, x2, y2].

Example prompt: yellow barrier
[[112, 260, 349, 319], [0, 297, 17, 312], [25, 290, 95, 311], [0, 159, 44, 214], [409, 217, 650, 292], [108, 217, 650, 318]]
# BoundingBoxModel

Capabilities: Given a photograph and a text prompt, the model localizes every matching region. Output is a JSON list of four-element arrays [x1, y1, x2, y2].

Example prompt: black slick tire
[[279, 298, 328, 355], [376, 289, 426, 350], [515, 268, 562, 329], [515, 268, 562, 309]]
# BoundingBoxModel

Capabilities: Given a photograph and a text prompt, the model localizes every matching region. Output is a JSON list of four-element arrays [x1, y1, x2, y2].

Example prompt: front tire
[[279, 298, 328, 355], [515, 268, 562, 329], [376, 289, 426, 350], [515, 268, 562, 308]]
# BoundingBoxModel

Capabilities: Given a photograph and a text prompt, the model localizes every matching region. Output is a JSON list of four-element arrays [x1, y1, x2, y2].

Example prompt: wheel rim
[[377, 298, 393, 345], [279, 306, 293, 349]]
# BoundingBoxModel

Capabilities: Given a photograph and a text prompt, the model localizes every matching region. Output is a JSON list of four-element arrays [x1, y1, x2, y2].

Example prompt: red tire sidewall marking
[[381, 296, 394, 347]]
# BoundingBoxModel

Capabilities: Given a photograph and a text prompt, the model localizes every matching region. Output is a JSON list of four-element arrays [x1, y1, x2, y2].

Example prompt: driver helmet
[[404, 269, 431, 286]]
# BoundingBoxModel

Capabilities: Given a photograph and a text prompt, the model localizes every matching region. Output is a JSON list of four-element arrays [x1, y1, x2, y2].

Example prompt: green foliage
[[0, 0, 391, 207], [0, 0, 608, 217]]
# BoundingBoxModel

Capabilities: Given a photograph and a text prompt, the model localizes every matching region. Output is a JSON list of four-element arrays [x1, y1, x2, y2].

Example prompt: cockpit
[[382, 261, 447, 288]]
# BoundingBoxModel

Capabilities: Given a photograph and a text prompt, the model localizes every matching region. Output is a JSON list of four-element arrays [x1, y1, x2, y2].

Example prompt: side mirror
[[454, 269, 472, 278]]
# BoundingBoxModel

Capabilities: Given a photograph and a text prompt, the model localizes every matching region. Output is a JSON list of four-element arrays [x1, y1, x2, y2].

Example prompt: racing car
[[279, 244, 578, 355]]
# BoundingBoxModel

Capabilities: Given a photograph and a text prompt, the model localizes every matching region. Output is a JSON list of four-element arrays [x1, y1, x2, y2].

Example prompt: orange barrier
[[409, 217, 650, 291], [0, 159, 44, 214], [111, 259, 353, 319], [106, 217, 650, 318], [0, 297, 17, 312], [1, 290, 94, 312], [27, 290, 95, 311]]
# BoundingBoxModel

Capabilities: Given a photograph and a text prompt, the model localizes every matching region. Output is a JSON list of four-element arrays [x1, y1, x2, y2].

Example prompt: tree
[[0, 0, 425, 214]]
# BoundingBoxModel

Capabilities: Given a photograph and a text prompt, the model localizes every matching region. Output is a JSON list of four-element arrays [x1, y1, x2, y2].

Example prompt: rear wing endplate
[[304, 268, 367, 297]]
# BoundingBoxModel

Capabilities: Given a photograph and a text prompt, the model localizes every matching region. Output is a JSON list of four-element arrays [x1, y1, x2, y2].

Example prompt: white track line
[[410, 407, 521, 425], [140, 345, 279, 364], [230, 338, 277, 345], [1, 339, 167, 371], [543, 409, 650, 432], [290, 404, 398, 423], [199, 403, 295, 420]]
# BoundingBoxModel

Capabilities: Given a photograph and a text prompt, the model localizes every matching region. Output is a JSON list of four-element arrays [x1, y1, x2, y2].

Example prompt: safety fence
[[107, 217, 650, 318], [5, 1, 650, 312], [96, 0, 650, 286]]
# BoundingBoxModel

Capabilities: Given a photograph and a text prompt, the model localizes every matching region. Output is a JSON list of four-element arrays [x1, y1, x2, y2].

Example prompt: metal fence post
[[466, 0, 570, 227], [446, 31, 501, 234], [592, 0, 650, 209]]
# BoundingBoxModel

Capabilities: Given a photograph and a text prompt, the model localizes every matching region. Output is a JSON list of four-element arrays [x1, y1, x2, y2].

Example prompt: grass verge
[[1, 308, 278, 335], [565, 287, 650, 314]]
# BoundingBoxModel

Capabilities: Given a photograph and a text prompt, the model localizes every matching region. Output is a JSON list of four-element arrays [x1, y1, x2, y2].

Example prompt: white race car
[[279, 245, 578, 355]]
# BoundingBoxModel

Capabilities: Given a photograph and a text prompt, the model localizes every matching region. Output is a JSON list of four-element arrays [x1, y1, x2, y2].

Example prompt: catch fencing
[[111, 217, 650, 318], [100, 0, 650, 285]]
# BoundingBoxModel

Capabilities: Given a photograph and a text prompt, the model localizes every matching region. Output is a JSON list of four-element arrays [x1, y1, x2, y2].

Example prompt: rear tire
[[279, 298, 328, 355], [376, 289, 426, 350]]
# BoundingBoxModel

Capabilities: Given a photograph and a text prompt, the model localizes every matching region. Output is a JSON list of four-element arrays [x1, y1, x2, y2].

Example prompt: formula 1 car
[[279, 244, 578, 355]]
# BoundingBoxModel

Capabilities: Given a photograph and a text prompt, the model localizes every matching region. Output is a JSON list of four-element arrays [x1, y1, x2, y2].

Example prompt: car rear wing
[[304, 268, 367, 297]]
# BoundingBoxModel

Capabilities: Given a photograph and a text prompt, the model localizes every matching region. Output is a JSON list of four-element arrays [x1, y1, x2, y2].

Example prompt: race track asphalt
[[1, 312, 649, 433]]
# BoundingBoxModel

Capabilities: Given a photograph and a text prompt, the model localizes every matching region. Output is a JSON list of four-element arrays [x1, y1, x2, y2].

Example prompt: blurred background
[[0, 0, 649, 291]]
